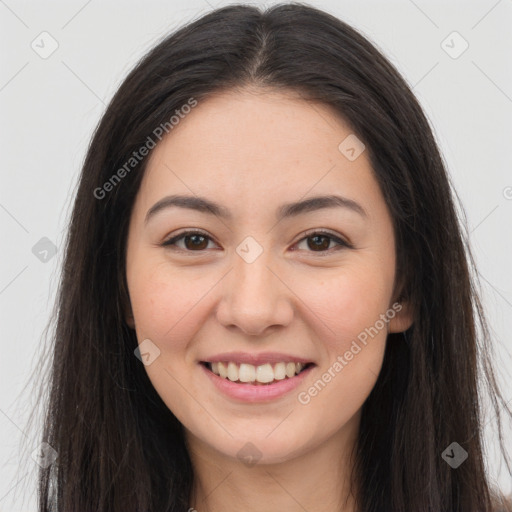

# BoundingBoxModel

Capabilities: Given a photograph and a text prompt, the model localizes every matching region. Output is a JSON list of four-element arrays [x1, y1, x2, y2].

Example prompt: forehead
[[135, 87, 381, 221], [147, 87, 358, 166]]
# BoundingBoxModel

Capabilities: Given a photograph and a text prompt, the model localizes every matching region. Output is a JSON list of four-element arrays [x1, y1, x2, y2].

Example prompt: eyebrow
[[144, 193, 367, 225]]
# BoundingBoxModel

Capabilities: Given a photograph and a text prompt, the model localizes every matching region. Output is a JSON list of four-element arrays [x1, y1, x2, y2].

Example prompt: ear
[[122, 295, 136, 330], [125, 309, 135, 330], [387, 295, 414, 333]]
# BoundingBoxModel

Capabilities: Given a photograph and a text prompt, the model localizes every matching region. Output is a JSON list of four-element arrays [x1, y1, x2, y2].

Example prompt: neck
[[186, 415, 360, 512]]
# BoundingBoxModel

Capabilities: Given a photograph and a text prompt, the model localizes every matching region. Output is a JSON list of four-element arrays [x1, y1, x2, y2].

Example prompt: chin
[[198, 426, 313, 466]]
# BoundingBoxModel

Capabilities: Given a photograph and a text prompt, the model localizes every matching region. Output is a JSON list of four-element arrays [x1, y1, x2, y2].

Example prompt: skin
[[125, 86, 414, 512]]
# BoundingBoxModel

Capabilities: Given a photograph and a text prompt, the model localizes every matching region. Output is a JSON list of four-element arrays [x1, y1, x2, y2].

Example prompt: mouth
[[200, 360, 316, 386]]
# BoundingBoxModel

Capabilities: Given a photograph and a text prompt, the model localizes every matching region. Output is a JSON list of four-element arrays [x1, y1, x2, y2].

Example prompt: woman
[[35, 3, 512, 511]]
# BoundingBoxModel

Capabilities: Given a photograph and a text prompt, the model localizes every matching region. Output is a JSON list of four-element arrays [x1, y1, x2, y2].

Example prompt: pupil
[[186, 235, 207, 250], [308, 235, 329, 251]]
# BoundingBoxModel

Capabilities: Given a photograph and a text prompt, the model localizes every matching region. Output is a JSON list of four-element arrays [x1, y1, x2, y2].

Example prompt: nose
[[215, 248, 294, 337]]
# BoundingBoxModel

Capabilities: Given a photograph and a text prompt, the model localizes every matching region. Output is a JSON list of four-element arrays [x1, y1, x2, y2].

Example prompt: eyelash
[[161, 229, 353, 256]]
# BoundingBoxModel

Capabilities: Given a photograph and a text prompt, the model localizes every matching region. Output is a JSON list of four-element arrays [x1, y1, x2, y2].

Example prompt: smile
[[200, 359, 316, 403], [202, 361, 313, 385]]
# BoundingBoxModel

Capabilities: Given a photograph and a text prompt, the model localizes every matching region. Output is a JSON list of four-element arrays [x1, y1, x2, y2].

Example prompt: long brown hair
[[28, 3, 511, 510]]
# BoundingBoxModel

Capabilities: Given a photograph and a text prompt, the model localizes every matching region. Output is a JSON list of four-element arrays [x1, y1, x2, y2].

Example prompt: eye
[[293, 230, 352, 255], [161, 229, 352, 255], [161, 230, 218, 251]]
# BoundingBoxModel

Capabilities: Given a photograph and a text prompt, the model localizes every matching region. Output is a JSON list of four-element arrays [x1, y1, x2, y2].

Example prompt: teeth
[[274, 362, 286, 380], [208, 361, 307, 383], [239, 363, 256, 383], [256, 363, 274, 383], [227, 362, 238, 381], [218, 362, 228, 379], [286, 362, 296, 378]]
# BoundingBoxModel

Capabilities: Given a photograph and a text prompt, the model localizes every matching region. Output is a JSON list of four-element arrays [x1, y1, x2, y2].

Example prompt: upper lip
[[201, 352, 315, 366]]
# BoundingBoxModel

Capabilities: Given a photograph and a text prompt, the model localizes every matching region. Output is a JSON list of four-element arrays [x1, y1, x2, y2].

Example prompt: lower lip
[[200, 363, 314, 403]]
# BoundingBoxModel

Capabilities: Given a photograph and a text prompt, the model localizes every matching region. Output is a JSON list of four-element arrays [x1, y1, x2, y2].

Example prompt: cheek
[[294, 273, 389, 433], [127, 266, 209, 419], [290, 265, 391, 414], [295, 264, 394, 350], [127, 263, 215, 352]]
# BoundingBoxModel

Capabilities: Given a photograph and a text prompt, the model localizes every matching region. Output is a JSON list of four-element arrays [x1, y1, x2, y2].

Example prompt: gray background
[[1, 0, 511, 509]]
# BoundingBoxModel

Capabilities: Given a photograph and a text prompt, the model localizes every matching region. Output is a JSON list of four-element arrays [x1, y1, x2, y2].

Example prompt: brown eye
[[162, 230, 215, 251], [306, 234, 331, 251], [295, 231, 350, 254], [183, 233, 209, 250]]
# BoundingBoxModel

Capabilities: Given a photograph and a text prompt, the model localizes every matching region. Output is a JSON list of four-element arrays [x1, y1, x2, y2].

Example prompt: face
[[125, 87, 413, 465]]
